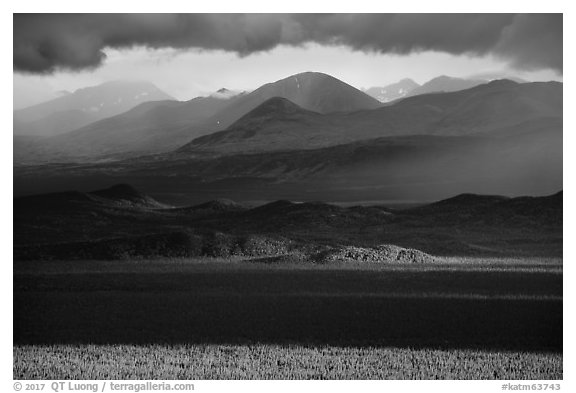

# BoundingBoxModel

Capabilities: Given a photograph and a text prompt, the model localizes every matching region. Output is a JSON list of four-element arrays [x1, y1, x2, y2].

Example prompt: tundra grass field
[[14, 257, 562, 380]]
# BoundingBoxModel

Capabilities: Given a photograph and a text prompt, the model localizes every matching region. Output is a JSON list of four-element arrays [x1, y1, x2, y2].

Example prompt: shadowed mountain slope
[[179, 97, 328, 154]]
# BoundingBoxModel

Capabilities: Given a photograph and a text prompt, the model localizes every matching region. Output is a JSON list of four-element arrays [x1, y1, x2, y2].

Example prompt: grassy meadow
[[14, 344, 562, 380], [13, 257, 562, 379]]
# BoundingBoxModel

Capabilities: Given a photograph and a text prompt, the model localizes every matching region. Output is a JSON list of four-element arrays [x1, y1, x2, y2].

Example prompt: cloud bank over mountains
[[14, 14, 562, 74]]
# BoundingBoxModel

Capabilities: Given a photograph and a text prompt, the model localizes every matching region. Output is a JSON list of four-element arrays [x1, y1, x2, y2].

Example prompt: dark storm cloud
[[14, 13, 562, 74], [493, 14, 563, 72]]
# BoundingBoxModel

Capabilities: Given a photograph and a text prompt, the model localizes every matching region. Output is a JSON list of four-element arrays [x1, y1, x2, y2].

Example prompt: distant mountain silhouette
[[14, 80, 174, 137], [30, 93, 243, 160], [407, 75, 487, 97], [365, 79, 420, 102]]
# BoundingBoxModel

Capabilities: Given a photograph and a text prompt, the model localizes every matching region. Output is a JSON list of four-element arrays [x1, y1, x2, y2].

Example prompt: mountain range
[[364, 76, 492, 103], [14, 80, 174, 137], [14, 72, 382, 161], [13, 71, 562, 201], [14, 73, 538, 163], [407, 75, 488, 97], [179, 79, 561, 156]]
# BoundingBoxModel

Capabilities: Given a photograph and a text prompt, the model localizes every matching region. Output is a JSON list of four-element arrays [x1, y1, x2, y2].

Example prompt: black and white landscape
[[13, 13, 562, 380]]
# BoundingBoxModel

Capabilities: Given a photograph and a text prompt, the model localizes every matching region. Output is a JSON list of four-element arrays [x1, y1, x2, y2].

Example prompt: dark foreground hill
[[15, 183, 165, 211], [14, 185, 562, 261]]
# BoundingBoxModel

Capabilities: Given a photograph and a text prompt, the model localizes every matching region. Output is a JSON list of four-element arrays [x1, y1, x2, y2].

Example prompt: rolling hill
[[14, 184, 562, 260], [15, 183, 165, 212]]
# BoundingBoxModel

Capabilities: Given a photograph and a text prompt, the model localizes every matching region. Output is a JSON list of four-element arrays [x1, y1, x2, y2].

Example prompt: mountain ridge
[[14, 72, 383, 162], [177, 79, 561, 156], [14, 80, 175, 137], [407, 75, 488, 97]]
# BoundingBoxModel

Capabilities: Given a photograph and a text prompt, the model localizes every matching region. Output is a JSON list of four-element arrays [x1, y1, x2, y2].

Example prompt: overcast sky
[[13, 14, 562, 109]]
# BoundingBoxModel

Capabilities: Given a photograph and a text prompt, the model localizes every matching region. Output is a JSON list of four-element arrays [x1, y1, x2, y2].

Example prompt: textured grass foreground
[[14, 344, 562, 380]]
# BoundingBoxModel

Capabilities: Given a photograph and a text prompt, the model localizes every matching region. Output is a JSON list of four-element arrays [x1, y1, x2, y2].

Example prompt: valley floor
[[13, 257, 563, 380]]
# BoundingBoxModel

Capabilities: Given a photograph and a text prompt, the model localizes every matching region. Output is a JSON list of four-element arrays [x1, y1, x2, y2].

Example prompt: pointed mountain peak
[[210, 88, 243, 99]]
